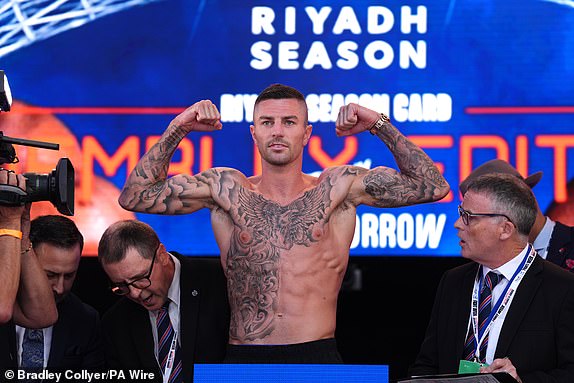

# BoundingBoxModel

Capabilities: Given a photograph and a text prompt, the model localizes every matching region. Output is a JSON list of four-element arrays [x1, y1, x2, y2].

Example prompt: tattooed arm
[[118, 100, 228, 214], [336, 103, 450, 208]]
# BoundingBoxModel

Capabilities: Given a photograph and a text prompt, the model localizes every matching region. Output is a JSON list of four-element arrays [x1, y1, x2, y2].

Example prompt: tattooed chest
[[230, 186, 333, 251], [225, 186, 333, 342], [227, 193, 329, 342]]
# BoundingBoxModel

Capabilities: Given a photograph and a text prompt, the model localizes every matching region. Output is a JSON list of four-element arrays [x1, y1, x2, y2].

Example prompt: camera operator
[[0, 168, 57, 327]]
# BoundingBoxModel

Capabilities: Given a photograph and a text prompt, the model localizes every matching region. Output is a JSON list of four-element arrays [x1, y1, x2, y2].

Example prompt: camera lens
[[23, 158, 75, 215]]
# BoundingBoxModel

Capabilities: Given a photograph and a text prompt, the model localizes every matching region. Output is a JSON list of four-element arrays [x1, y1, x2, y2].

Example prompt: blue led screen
[[1, 0, 573, 256]]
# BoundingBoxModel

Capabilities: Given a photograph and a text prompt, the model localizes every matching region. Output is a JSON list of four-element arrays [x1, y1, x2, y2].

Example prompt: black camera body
[[0, 70, 75, 216]]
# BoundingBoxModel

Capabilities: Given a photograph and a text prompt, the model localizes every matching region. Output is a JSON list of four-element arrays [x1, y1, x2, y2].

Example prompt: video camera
[[0, 70, 74, 216]]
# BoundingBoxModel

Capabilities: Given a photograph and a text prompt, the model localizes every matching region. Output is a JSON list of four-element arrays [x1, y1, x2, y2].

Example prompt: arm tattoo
[[366, 122, 448, 206], [122, 124, 213, 212], [363, 171, 425, 207], [226, 181, 334, 342], [125, 168, 224, 214], [133, 124, 187, 181]]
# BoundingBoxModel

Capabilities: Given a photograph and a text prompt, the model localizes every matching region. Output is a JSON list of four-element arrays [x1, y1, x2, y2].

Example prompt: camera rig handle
[[0, 132, 59, 150], [0, 184, 26, 205], [0, 132, 59, 165]]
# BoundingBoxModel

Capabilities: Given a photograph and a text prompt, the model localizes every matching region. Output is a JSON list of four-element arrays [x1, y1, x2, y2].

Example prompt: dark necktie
[[21, 328, 44, 369], [156, 301, 182, 383], [462, 271, 503, 362]]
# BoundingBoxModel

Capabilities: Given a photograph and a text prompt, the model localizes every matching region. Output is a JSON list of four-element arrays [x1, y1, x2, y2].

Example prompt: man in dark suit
[[460, 159, 574, 272], [1, 215, 104, 369], [410, 173, 574, 382], [98, 220, 229, 383]]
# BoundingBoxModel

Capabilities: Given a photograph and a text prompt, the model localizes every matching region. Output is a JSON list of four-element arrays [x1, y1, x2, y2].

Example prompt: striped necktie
[[156, 301, 183, 383], [462, 271, 502, 362]]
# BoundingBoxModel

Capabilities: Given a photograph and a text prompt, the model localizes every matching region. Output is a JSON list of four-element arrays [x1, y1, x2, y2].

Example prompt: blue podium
[[194, 364, 389, 383]]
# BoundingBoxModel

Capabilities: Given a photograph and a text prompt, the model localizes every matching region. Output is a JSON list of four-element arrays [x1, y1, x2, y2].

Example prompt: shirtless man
[[118, 84, 450, 363]]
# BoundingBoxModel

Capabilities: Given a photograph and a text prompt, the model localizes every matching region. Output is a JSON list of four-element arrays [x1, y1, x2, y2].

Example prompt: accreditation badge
[[458, 359, 487, 374]]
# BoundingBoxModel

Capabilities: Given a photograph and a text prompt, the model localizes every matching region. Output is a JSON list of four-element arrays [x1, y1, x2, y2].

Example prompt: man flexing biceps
[[118, 84, 449, 363]]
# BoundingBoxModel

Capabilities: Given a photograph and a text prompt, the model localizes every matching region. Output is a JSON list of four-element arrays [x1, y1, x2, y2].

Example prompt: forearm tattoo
[[226, 180, 334, 342], [136, 124, 187, 180], [122, 124, 192, 210], [365, 122, 447, 206]]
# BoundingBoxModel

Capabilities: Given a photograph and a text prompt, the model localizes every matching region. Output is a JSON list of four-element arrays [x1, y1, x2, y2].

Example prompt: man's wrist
[[369, 113, 391, 135]]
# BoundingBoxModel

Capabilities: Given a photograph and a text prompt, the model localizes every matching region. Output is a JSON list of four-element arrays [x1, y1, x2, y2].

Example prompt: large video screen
[[1, 0, 573, 256]]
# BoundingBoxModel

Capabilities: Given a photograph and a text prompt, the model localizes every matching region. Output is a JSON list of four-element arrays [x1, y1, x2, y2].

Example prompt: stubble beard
[[260, 142, 292, 166]]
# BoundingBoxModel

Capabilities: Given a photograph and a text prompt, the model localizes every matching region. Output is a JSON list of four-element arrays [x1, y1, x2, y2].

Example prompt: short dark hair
[[254, 84, 308, 125], [30, 215, 84, 252], [254, 83, 306, 106], [98, 220, 160, 264], [465, 173, 537, 236]]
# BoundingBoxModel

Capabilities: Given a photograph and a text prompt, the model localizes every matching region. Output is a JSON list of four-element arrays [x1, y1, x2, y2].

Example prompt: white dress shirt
[[148, 252, 182, 361], [474, 245, 531, 364], [15, 325, 53, 368], [532, 217, 555, 260]]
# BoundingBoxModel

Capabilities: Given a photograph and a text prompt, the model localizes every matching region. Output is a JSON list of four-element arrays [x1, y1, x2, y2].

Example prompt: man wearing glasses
[[98, 220, 229, 383], [409, 173, 574, 382], [459, 159, 574, 272]]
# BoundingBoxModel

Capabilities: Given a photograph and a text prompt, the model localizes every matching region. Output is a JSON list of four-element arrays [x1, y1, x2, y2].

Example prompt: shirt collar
[[166, 252, 181, 310], [532, 217, 555, 258], [483, 244, 530, 281]]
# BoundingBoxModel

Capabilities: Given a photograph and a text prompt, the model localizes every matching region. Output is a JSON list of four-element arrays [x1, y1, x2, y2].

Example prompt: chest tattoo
[[226, 181, 334, 341]]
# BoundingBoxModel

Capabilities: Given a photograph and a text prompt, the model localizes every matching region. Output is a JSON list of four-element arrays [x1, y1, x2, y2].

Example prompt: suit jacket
[[101, 254, 230, 383], [409, 256, 574, 383], [546, 221, 574, 272], [0, 292, 105, 369]]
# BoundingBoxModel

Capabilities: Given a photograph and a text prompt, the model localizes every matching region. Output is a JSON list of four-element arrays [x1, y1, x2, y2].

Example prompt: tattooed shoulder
[[321, 165, 367, 181], [190, 167, 247, 186]]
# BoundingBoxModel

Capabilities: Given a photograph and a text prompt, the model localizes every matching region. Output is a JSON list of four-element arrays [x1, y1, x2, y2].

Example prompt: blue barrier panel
[[194, 364, 389, 383]]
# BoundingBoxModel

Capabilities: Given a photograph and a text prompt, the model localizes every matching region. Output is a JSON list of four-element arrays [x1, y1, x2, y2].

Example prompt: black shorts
[[223, 338, 343, 364]]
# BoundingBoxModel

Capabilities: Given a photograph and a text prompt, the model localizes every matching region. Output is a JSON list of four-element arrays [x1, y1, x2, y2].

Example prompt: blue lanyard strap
[[476, 245, 532, 338], [470, 244, 536, 360]]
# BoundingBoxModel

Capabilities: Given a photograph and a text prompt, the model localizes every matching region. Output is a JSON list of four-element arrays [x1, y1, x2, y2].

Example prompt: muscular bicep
[[119, 168, 240, 215], [349, 165, 437, 208]]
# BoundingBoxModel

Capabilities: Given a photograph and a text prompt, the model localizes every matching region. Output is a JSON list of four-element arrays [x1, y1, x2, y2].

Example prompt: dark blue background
[[1, 0, 573, 256]]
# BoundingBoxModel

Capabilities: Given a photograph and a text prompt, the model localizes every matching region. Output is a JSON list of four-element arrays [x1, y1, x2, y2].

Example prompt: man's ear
[[250, 124, 256, 143], [499, 220, 515, 241], [158, 243, 170, 264], [303, 124, 312, 146]]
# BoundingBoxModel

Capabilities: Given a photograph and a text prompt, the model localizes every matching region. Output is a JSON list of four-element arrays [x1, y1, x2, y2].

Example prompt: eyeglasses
[[109, 245, 159, 296], [457, 205, 513, 226]]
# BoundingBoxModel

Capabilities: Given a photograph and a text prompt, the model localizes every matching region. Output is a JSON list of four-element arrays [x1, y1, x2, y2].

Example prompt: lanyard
[[160, 330, 178, 383], [469, 244, 535, 362]]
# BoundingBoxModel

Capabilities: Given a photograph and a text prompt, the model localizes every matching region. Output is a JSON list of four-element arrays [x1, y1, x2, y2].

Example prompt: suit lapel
[[47, 322, 63, 367], [174, 253, 200, 381], [454, 265, 478, 361], [130, 305, 160, 373], [47, 297, 70, 368], [4, 322, 18, 368], [494, 256, 543, 358], [547, 222, 574, 270]]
